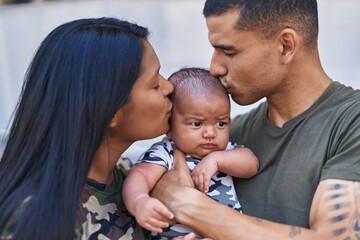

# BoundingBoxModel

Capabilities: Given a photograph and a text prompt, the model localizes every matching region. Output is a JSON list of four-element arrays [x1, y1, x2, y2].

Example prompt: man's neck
[[267, 74, 332, 128]]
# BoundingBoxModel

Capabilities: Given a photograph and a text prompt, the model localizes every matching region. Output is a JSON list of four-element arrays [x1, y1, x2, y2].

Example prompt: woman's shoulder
[[77, 170, 147, 240], [117, 156, 134, 176], [0, 196, 32, 239]]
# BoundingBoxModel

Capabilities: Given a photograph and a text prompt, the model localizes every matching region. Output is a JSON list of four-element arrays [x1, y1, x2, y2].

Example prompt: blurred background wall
[[1, 0, 360, 159]]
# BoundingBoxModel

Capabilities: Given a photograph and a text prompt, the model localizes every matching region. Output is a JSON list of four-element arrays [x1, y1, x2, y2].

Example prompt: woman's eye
[[191, 122, 202, 127], [153, 84, 160, 90], [216, 121, 226, 128]]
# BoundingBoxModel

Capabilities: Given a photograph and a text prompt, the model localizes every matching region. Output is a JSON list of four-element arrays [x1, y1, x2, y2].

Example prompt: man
[[152, 0, 360, 239]]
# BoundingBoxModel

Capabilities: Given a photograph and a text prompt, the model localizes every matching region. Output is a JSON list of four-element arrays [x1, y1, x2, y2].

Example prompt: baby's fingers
[[143, 218, 169, 233], [154, 202, 174, 220], [192, 173, 205, 193], [203, 174, 210, 194]]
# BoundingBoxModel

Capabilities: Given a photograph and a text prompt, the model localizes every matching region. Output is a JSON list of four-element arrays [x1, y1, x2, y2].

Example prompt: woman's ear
[[278, 28, 299, 65], [165, 131, 172, 141], [109, 109, 122, 128]]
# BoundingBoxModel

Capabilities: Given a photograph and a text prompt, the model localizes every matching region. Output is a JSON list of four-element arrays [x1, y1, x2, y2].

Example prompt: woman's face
[[113, 40, 174, 143]]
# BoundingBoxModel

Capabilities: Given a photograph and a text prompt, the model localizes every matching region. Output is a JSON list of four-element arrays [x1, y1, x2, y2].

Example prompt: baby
[[123, 67, 259, 239]]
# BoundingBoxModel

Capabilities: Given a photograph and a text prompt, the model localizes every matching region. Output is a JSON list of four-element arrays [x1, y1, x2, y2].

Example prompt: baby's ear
[[164, 131, 172, 141]]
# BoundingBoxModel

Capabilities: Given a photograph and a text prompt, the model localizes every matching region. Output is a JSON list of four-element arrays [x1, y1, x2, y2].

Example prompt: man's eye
[[223, 51, 235, 57], [192, 122, 202, 127], [216, 121, 226, 128], [153, 84, 160, 90]]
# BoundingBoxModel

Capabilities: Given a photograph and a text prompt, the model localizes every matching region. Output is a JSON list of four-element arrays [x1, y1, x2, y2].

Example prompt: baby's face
[[170, 94, 230, 159]]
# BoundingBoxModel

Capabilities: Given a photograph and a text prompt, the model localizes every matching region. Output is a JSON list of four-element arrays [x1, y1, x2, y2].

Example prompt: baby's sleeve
[[136, 140, 174, 170]]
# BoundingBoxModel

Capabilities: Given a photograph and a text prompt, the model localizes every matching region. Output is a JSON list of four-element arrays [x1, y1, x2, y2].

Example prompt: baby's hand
[[134, 195, 174, 233], [191, 153, 219, 194]]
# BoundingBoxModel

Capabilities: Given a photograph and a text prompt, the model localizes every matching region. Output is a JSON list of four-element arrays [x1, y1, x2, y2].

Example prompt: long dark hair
[[0, 17, 149, 239]]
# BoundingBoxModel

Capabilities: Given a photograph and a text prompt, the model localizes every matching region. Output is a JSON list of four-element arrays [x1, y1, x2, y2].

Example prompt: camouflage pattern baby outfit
[[137, 140, 242, 239]]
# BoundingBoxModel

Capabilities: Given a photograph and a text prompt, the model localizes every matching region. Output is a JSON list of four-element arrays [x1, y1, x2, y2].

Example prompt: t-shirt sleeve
[[321, 102, 360, 181], [136, 141, 174, 170]]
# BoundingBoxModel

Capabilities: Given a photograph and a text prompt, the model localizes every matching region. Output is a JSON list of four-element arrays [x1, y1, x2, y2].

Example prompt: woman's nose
[[161, 76, 174, 96]]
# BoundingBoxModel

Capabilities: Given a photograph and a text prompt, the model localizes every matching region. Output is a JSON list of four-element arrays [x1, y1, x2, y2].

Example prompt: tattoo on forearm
[[326, 182, 360, 239], [330, 213, 350, 223], [289, 226, 301, 238], [328, 202, 351, 211], [333, 227, 347, 236], [348, 182, 360, 239]]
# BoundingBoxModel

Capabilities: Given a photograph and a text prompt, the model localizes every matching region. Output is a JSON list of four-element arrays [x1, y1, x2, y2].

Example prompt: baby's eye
[[216, 121, 227, 128], [192, 122, 202, 127]]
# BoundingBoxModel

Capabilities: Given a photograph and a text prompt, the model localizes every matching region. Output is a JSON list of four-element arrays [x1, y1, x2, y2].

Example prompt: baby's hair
[[168, 67, 229, 105]]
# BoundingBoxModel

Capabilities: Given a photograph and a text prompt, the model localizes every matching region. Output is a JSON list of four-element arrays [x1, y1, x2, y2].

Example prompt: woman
[[0, 17, 199, 240]]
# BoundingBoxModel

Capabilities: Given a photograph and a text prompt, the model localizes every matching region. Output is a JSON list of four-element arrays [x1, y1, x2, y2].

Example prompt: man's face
[[206, 10, 285, 106]]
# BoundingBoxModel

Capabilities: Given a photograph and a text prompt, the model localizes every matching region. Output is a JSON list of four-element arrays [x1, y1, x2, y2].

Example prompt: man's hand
[[150, 148, 213, 240], [170, 147, 195, 188], [150, 147, 195, 214], [151, 147, 194, 192]]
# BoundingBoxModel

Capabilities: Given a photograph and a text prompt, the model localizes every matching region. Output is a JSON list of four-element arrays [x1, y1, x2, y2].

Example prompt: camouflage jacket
[[0, 158, 149, 240], [75, 157, 149, 240]]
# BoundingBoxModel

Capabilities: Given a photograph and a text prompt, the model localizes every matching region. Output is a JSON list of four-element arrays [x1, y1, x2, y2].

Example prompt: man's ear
[[278, 28, 299, 65]]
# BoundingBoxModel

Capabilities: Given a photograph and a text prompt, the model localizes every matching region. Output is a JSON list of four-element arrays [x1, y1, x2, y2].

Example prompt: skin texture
[[151, 9, 360, 240]]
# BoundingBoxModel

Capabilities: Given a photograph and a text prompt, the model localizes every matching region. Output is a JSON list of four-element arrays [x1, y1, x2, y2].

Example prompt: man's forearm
[[151, 149, 358, 239], [168, 186, 323, 240]]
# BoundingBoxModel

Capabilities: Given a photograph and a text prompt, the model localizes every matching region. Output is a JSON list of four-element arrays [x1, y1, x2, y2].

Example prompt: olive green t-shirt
[[230, 81, 360, 227]]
